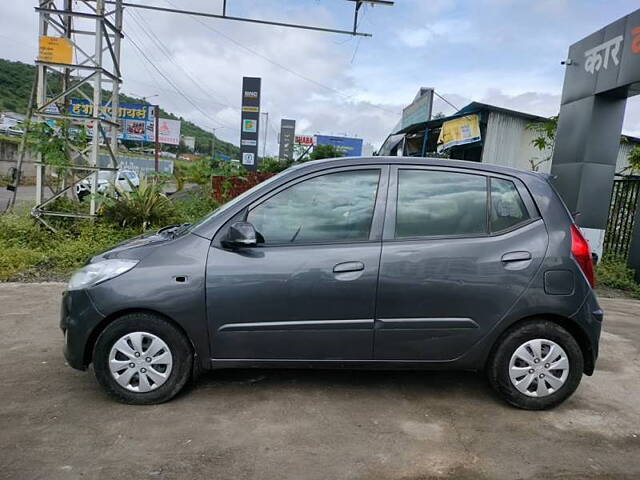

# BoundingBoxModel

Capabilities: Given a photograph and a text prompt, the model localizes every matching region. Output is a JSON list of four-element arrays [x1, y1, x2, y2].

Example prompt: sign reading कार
[[38, 36, 73, 64]]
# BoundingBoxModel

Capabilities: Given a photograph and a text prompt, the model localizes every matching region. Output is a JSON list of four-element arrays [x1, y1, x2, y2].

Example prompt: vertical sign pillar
[[551, 9, 640, 260], [240, 77, 261, 171], [278, 119, 296, 162]]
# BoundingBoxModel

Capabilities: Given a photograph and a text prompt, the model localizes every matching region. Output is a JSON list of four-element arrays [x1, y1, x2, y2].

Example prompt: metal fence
[[603, 175, 640, 259]]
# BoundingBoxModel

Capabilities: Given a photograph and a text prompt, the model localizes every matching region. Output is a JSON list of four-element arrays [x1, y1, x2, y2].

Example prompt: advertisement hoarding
[[294, 135, 315, 146], [68, 98, 180, 145], [437, 114, 481, 152], [315, 135, 363, 157], [239, 77, 261, 170], [400, 87, 434, 131], [278, 119, 296, 162]]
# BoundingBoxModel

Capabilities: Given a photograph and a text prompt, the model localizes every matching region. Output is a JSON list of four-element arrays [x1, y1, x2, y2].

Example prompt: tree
[[526, 115, 557, 171], [308, 144, 343, 161]]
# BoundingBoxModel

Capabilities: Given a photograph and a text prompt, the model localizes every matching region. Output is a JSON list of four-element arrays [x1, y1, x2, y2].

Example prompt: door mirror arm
[[222, 221, 259, 249]]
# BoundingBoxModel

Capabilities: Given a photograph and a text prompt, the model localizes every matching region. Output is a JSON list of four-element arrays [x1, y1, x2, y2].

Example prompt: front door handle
[[333, 261, 365, 273], [501, 251, 532, 263]]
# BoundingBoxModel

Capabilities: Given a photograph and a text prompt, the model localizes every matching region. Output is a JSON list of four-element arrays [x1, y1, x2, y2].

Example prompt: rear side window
[[490, 178, 530, 232], [396, 169, 488, 238]]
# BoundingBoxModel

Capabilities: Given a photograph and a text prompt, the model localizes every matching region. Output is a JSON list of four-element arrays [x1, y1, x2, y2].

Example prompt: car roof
[[293, 156, 546, 183]]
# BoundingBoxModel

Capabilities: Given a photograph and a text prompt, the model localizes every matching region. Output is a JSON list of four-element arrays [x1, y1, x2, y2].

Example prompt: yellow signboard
[[38, 36, 73, 65], [437, 114, 481, 152]]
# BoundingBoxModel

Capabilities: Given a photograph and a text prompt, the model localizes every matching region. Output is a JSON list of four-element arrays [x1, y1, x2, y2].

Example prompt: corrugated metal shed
[[481, 111, 552, 173]]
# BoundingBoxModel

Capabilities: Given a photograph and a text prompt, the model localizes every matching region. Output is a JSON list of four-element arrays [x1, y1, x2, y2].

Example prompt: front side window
[[490, 177, 530, 232], [396, 169, 488, 238], [247, 170, 380, 245]]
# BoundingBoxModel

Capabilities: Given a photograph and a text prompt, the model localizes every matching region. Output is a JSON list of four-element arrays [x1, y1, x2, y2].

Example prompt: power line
[[123, 23, 235, 130], [128, 8, 238, 112], [163, 0, 400, 117]]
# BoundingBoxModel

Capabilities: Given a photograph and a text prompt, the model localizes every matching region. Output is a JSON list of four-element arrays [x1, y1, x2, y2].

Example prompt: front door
[[206, 166, 388, 360], [374, 166, 548, 361]]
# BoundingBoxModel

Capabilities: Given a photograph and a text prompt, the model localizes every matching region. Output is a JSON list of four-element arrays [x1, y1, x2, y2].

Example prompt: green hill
[[0, 58, 239, 158]]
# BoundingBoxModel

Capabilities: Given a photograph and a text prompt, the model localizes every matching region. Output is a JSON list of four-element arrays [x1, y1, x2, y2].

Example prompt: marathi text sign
[[69, 98, 151, 121], [38, 36, 73, 64], [437, 114, 481, 152], [67, 98, 180, 145]]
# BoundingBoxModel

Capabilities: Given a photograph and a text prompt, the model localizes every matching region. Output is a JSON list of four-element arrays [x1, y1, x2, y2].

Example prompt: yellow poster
[[38, 36, 73, 65], [437, 114, 481, 152]]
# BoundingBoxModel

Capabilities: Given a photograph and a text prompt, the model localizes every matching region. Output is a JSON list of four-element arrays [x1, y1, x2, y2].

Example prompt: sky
[[1, 0, 640, 154]]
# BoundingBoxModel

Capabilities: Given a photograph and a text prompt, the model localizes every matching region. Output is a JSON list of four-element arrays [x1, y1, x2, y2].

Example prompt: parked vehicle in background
[[76, 169, 140, 200], [60, 157, 602, 409]]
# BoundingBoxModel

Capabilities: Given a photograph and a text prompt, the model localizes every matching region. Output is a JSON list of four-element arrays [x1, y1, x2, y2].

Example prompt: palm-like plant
[[99, 176, 175, 230]]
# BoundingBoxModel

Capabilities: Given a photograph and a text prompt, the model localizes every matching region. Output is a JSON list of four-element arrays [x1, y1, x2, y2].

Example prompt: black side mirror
[[222, 221, 258, 248]]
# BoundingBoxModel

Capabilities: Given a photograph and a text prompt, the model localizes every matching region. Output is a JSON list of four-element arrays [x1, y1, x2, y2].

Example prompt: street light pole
[[261, 111, 269, 158], [211, 127, 217, 163]]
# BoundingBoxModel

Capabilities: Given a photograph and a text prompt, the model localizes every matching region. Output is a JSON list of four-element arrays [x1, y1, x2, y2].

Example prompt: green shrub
[[597, 256, 640, 296], [0, 212, 137, 281], [100, 177, 175, 230], [171, 184, 219, 223]]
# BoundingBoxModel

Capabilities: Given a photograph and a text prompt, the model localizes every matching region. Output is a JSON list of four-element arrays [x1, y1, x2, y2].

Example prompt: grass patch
[[0, 188, 219, 282], [596, 256, 640, 298]]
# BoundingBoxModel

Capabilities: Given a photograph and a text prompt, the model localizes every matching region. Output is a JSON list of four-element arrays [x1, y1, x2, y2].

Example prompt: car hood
[[88, 226, 187, 263]]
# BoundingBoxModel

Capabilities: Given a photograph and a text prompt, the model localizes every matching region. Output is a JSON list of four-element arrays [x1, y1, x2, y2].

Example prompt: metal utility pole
[[31, 0, 123, 227], [211, 127, 218, 162], [154, 105, 160, 172], [261, 112, 269, 158]]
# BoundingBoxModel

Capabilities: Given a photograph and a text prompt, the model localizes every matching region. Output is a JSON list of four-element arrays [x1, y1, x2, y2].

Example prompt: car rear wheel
[[487, 320, 584, 410], [93, 313, 193, 404]]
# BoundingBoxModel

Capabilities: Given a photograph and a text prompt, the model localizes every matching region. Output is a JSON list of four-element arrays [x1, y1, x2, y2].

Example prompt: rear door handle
[[501, 251, 532, 262], [333, 261, 365, 273]]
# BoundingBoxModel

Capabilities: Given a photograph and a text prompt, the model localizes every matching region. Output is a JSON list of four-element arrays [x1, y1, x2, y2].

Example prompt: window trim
[[240, 165, 389, 248], [384, 165, 541, 242]]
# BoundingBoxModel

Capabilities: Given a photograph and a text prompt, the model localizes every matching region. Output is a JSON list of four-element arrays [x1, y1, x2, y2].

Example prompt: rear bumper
[[60, 289, 105, 370], [570, 291, 603, 375]]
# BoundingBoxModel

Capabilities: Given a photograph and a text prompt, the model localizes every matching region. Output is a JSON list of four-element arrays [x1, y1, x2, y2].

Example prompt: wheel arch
[[84, 308, 197, 369], [486, 313, 595, 375]]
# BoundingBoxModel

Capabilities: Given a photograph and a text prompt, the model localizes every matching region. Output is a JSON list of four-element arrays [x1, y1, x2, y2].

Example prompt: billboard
[[183, 136, 196, 150], [239, 77, 261, 170], [294, 135, 315, 146], [68, 98, 180, 145], [315, 135, 363, 157], [153, 118, 181, 146], [436, 114, 481, 152], [278, 119, 296, 162], [400, 87, 434, 131]]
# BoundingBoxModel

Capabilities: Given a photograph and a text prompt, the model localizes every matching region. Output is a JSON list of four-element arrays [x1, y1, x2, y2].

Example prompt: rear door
[[374, 165, 548, 361]]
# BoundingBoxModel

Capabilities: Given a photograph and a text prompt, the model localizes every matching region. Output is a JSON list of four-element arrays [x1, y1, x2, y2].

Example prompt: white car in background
[[76, 169, 140, 200]]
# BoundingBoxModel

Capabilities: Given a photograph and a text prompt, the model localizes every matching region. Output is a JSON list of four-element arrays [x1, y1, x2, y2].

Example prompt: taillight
[[570, 224, 595, 287]]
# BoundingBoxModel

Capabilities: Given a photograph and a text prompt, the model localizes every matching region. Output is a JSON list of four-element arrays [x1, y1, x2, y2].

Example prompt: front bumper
[[60, 289, 105, 370]]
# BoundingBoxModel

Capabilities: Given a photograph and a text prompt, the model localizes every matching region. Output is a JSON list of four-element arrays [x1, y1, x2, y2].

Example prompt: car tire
[[93, 313, 193, 405], [487, 320, 584, 410]]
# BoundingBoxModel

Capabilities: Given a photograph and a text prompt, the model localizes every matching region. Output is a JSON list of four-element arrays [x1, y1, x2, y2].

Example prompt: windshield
[[187, 165, 302, 232]]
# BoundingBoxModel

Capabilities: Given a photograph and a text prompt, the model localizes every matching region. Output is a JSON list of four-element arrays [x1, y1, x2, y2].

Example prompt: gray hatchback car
[[61, 157, 602, 409]]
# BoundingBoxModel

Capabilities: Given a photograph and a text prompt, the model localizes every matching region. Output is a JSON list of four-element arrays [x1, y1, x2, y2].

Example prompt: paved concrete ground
[[0, 283, 639, 480]]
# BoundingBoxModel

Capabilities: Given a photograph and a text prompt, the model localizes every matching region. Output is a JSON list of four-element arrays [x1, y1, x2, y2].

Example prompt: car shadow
[[191, 367, 500, 405]]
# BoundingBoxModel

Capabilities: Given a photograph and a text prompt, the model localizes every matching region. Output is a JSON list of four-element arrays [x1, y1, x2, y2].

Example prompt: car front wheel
[[93, 313, 193, 404], [487, 320, 584, 410]]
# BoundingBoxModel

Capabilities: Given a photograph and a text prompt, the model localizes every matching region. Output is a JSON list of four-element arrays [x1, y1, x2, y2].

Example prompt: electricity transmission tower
[[10, 0, 392, 227], [29, 0, 123, 228]]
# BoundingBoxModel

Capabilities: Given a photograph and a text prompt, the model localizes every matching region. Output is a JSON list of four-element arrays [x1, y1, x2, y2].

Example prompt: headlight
[[68, 259, 139, 291]]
